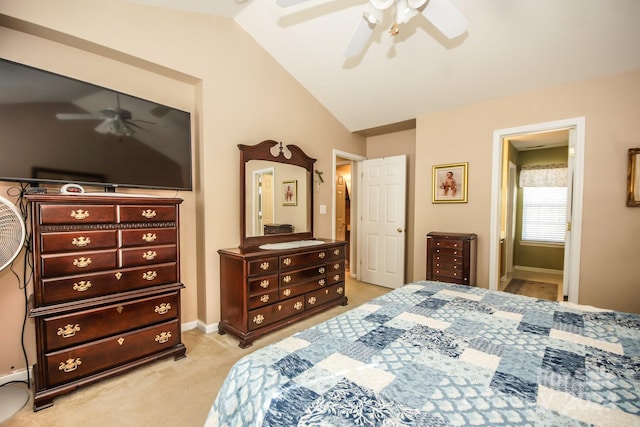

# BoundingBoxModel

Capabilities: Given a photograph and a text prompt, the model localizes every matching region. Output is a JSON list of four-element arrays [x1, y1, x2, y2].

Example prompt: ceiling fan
[[277, 0, 469, 58], [56, 93, 155, 137]]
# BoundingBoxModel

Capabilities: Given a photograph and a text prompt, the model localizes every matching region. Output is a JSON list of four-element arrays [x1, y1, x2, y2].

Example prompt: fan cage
[[0, 196, 26, 272]]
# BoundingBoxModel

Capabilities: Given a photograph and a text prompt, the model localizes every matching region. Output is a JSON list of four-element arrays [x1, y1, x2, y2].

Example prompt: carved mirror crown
[[239, 140, 316, 249]]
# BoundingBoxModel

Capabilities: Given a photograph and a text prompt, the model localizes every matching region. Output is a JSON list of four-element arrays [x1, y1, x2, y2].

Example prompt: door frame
[[488, 117, 585, 303], [333, 150, 366, 278]]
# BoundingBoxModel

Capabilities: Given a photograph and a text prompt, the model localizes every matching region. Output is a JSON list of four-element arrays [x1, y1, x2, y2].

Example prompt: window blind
[[521, 187, 567, 243]]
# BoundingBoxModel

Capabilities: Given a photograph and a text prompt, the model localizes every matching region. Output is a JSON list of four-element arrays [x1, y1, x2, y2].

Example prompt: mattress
[[206, 281, 640, 426]]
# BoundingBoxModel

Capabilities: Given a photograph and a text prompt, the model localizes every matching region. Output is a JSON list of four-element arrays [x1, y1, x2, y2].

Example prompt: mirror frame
[[239, 140, 316, 249]]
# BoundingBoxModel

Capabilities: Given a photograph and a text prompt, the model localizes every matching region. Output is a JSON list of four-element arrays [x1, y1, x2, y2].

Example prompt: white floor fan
[[0, 195, 29, 423]]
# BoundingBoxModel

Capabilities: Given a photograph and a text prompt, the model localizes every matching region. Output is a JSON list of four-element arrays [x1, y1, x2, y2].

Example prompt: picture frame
[[432, 162, 468, 203], [627, 148, 640, 207], [282, 180, 297, 206]]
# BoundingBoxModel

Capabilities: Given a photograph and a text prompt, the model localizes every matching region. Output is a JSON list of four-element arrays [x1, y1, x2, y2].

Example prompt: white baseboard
[[0, 367, 31, 386], [195, 320, 218, 335], [181, 320, 198, 332], [514, 265, 563, 275]]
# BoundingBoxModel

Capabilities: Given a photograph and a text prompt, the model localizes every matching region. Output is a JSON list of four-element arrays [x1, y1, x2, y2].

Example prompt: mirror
[[239, 140, 315, 249]]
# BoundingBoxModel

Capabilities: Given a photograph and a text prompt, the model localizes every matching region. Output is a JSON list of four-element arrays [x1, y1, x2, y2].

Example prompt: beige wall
[[0, 1, 365, 378], [413, 69, 640, 314]]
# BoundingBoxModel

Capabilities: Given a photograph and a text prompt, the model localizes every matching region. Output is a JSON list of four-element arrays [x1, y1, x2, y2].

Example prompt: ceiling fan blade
[[94, 120, 111, 134], [344, 15, 376, 58], [276, 0, 314, 7], [56, 113, 101, 120], [421, 0, 469, 39]]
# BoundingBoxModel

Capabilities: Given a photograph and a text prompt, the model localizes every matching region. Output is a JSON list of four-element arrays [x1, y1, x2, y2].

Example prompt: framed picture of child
[[432, 162, 468, 203]]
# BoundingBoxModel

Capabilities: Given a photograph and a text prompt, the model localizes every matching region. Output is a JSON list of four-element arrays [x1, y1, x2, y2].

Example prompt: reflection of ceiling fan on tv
[[56, 93, 155, 137], [277, 0, 469, 58]]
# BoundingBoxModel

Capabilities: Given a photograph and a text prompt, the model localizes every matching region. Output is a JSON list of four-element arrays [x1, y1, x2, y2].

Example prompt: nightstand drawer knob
[[154, 331, 172, 344], [59, 358, 82, 373]]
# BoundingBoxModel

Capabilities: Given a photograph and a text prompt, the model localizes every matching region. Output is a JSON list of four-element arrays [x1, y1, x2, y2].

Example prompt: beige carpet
[[503, 278, 559, 301], [1, 278, 391, 427]]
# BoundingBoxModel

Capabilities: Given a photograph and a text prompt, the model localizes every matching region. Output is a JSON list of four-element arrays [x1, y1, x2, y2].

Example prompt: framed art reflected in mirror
[[627, 148, 640, 207]]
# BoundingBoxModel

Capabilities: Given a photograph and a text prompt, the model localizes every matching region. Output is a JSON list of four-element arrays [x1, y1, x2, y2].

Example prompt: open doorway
[[500, 131, 568, 301], [489, 117, 585, 304]]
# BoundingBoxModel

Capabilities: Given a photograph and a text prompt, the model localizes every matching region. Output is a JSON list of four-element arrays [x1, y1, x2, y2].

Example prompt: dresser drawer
[[280, 277, 327, 300], [305, 283, 345, 309], [248, 296, 304, 331], [326, 269, 344, 285], [432, 247, 463, 257], [432, 253, 462, 264], [43, 319, 180, 387], [280, 264, 326, 287], [39, 204, 116, 225], [40, 230, 118, 254], [248, 290, 279, 310], [119, 245, 177, 268], [120, 228, 177, 247], [248, 274, 278, 294], [433, 268, 467, 282], [325, 245, 346, 261], [432, 239, 465, 250], [118, 205, 177, 223], [118, 263, 179, 291], [248, 257, 279, 276], [280, 250, 328, 269], [40, 271, 124, 305], [42, 292, 180, 352], [41, 250, 118, 278]]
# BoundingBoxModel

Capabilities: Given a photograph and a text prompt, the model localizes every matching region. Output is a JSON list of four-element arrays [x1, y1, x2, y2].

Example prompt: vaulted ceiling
[[128, 0, 640, 133]]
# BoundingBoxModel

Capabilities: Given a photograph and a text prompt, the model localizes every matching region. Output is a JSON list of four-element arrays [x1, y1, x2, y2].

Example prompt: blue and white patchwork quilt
[[206, 281, 640, 426]]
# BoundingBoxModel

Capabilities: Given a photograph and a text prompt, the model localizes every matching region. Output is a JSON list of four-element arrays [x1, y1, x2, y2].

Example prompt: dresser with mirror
[[218, 140, 347, 348]]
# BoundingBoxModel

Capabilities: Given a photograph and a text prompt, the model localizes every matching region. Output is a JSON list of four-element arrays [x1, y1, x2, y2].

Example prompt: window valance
[[519, 164, 568, 187]]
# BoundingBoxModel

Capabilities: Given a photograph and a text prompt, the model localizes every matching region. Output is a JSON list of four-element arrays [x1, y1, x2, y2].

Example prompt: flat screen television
[[0, 58, 192, 192]]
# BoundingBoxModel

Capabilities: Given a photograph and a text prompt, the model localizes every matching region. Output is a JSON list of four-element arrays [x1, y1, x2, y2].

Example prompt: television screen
[[0, 58, 192, 192]]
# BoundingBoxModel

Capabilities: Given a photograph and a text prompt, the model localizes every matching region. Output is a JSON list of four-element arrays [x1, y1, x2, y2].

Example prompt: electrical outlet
[[319, 205, 327, 214]]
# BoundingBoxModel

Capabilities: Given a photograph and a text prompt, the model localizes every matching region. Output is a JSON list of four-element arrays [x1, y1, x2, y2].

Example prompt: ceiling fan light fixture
[[364, 3, 384, 24], [369, 0, 394, 11], [395, 0, 418, 24]]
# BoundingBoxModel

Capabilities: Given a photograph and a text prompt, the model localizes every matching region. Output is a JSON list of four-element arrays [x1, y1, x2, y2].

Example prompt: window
[[521, 187, 567, 243]]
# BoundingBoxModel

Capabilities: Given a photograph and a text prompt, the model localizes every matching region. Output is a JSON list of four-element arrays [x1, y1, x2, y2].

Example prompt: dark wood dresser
[[27, 194, 186, 410], [426, 232, 477, 286], [218, 240, 347, 348]]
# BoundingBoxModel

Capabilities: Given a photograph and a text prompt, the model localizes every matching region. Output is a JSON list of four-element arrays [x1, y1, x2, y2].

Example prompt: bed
[[206, 281, 640, 426]]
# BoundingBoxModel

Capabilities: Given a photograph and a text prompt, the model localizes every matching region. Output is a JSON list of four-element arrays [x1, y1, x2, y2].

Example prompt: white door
[[359, 155, 407, 288]]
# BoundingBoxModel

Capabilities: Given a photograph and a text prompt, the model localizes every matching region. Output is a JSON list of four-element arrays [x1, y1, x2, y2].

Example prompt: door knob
[[397, 228, 404, 233]]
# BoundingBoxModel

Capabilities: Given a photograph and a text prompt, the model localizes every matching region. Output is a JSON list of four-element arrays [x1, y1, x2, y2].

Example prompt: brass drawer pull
[[72, 280, 92, 292], [260, 280, 270, 289], [294, 302, 303, 310], [73, 257, 92, 268], [154, 331, 172, 344], [283, 275, 292, 283], [143, 251, 157, 261], [155, 303, 171, 315], [333, 249, 340, 255], [319, 252, 326, 259], [318, 279, 325, 286], [142, 233, 157, 243], [57, 324, 80, 338], [72, 237, 90, 247], [334, 274, 340, 281], [260, 295, 270, 303], [253, 315, 264, 325], [337, 287, 344, 294], [333, 263, 340, 270], [319, 267, 325, 274], [59, 358, 81, 373], [142, 209, 157, 219], [308, 296, 317, 305], [70, 210, 89, 220], [143, 271, 158, 281], [283, 289, 291, 297], [260, 262, 270, 270], [283, 258, 292, 266]]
